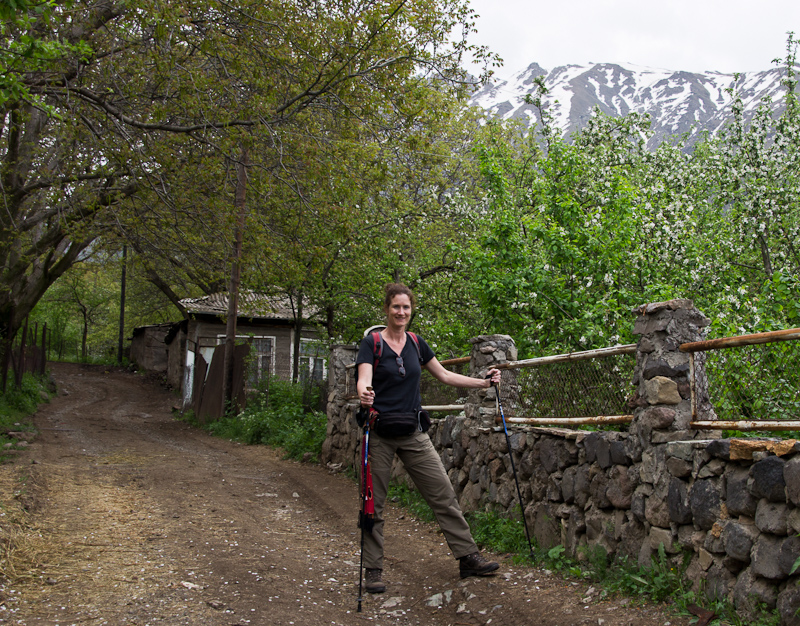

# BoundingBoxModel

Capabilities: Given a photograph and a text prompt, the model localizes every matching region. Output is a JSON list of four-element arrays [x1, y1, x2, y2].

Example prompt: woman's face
[[385, 294, 412, 329]]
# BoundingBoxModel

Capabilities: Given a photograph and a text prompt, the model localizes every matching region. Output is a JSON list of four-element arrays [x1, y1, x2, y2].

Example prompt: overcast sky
[[466, 0, 800, 78]]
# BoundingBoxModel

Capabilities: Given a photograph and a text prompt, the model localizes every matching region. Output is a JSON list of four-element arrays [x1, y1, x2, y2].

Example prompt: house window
[[216, 334, 275, 387], [299, 339, 326, 381], [249, 337, 275, 386]]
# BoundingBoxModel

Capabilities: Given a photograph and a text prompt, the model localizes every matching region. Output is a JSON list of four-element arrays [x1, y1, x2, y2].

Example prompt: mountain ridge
[[470, 61, 790, 148]]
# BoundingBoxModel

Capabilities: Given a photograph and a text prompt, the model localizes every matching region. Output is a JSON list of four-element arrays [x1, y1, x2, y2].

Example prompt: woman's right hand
[[360, 387, 375, 407]]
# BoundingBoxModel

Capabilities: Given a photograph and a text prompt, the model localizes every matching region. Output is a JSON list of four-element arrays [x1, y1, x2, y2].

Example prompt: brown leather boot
[[364, 568, 386, 593], [459, 552, 499, 578]]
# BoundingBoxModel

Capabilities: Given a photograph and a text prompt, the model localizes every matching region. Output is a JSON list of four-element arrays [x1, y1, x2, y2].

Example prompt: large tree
[[1, 0, 495, 346]]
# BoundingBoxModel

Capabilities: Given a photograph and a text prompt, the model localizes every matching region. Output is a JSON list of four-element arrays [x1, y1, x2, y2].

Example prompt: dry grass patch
[[0, 470, 48, 585]]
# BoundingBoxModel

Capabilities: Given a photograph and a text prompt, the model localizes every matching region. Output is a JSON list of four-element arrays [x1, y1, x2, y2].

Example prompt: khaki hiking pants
[[362, 430, 478, 570]]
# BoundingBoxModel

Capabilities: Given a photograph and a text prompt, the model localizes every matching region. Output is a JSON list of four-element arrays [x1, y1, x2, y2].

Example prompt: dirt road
[[0, 363, 682, 625]]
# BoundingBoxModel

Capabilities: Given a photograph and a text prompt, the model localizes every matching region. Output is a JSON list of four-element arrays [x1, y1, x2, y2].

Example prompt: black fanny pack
[[373, 410, 431, 438]]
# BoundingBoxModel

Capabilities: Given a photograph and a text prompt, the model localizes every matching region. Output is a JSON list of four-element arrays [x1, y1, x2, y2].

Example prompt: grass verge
[[0, 373, 50, 461], [183, 379, 327, 462]]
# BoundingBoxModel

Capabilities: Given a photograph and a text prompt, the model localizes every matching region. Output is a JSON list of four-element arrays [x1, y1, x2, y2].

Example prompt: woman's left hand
[[485, 368, 501, 386]]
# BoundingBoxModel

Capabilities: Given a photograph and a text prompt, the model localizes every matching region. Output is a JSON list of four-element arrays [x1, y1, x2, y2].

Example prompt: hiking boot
[[459, 552, 499, 578], [364, 568, 386, 593]]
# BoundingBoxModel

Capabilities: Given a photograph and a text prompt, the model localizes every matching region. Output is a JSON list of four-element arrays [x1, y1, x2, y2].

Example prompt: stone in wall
[[573, 463, 591, 509], [732, 567, 778, 616], [723, 519, 759, 563], [644, 376, 681, 405], [667, 477, 692, 525], [777, 586, 800, 626], [726, 466, 758, 517], [589, 468, 611, 509], [561, 465, 577, 504], [704, 561, 737, 601], [617, 513, 647, 559], [666, 456, 692, 478], [689, 479, 722, 530], [538, 438, 578, 474], [607, 465, 637, 509], [563, 506, 586, 556], [531, 500, 561, 550], [785, 457, 800, 506], [585, 506, 621, 556], [779, 535, 800, 578], [755, 499, 790, 536], [752, 534, 788, 580], [751, 455, 787, 503]]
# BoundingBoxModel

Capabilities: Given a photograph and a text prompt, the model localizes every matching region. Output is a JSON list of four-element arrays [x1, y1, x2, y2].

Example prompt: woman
[[356, 283, 502, 593]]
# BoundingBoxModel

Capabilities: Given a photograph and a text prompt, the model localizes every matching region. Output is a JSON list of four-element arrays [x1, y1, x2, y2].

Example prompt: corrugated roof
[[180, 292, 309, 321]]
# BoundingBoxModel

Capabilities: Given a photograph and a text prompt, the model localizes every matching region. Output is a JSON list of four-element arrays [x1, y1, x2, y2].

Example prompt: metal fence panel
[[499, 353, 636, 420]]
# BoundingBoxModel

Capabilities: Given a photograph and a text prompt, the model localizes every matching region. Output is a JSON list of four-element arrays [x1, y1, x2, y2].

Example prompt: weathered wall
[[323, 302, 800, 624], [129, 323, 173, 373]]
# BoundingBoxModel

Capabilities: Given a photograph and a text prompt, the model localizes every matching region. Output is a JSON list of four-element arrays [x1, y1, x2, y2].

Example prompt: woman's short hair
[[383, 283, 416, 310]]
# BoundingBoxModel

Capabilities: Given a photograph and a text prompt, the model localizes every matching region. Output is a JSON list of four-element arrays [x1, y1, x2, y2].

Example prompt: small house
[[130, 292, 325, 413]]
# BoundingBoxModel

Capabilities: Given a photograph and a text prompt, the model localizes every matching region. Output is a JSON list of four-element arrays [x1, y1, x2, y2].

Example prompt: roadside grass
[[185, 379, 327, 463], [0, 373, 51, 585], [388, 486, 779, 626], [0, 373, 50, 461]]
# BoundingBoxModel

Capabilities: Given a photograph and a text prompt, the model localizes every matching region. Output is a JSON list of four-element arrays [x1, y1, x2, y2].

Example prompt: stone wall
[[322, 302, 800, 624]]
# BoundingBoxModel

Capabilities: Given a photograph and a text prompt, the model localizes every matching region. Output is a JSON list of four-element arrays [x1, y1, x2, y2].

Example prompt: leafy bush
[[0, 373, 48, 455], [204, 379, 327, 462], [0, 374, 45, 419]]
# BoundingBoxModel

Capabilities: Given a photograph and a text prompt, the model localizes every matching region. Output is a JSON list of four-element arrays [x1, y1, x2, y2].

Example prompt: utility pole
[[117, 245, 127, 364]]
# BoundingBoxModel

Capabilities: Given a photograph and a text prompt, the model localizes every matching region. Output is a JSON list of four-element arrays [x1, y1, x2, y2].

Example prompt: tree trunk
[[222, 147, 248, 415], [292, 291, 303, 383]]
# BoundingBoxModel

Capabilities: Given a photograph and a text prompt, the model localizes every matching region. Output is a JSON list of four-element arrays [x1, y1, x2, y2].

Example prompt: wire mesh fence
[[420, 360, 470, 411], [498, 351, 636, 422], [694, 339, 800, 423]]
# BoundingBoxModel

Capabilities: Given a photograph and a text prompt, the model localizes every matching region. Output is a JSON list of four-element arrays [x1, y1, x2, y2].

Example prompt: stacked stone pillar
[[465, 334, 517, 427], [629, 298, 712, 444], [627, 299, 716, 564], [320, 344, 359, 468]]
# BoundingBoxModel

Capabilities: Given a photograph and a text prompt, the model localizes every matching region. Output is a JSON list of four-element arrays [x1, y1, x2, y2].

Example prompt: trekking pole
[[356, 392, 375, 613], [491, 377, 535, 559], [357, 409, 368, 612]]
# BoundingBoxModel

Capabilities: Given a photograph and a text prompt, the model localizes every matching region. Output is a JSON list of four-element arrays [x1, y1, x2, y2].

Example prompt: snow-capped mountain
[[470, 62, 790, 148]]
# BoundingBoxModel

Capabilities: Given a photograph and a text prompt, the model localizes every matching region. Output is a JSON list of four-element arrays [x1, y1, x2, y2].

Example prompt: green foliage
[[0, 373, 48, 455], [387, 481, 436, 524], [453, 36, 800, 361], [203, 379, 327, 462], [466, 507, 532, 558], [0, 373, 46, 418]]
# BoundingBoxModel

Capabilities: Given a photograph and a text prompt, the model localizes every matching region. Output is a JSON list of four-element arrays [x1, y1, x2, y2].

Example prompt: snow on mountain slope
[[470, 62, 790, 148]]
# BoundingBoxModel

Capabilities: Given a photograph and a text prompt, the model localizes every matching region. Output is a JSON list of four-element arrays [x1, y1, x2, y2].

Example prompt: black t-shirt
[[356, 332, 435, 414]]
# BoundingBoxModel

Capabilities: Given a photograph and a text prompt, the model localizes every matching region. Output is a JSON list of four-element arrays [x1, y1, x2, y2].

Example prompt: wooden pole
[[118, 245, 127, 364], [41, 323, 47, 375], [1, 306, 13, 392], [16, 316, 28, 387]]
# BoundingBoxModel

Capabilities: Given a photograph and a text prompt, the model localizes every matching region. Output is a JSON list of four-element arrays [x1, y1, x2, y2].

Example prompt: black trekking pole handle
[[489, 376, 535, 559]]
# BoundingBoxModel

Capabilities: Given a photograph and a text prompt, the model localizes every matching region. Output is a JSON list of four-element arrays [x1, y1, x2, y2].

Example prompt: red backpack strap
[[406, 332, 423, 363], [371, 331, 383, 366]]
